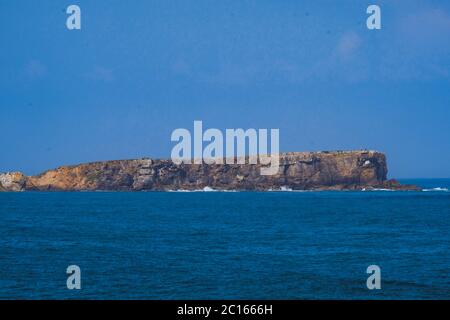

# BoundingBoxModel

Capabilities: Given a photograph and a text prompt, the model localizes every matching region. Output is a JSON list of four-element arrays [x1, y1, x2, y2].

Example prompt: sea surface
[[0, 179, 449, 299]]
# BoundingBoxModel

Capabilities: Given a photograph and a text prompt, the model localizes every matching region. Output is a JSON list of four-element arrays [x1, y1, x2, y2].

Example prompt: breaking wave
[[169, 187, 237, 192], [422, 187, 449, 192], [362, 188, 395, 192]]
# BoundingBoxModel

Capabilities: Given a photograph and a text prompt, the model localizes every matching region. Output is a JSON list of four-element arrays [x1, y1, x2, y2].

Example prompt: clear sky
[[1, 0, 449, 178]]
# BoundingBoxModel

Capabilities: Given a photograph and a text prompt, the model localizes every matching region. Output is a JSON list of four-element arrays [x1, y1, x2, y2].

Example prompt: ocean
[[0, 179, 449, 299]]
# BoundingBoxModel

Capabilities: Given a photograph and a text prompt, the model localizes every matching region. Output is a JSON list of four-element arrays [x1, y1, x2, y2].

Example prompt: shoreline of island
[[0, 151, 420, 192]]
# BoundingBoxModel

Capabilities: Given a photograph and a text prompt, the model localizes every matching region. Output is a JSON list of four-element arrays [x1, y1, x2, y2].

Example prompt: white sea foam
[[422, 187, 449, 192], [362, 188, 395, 191], [169, 186, 237, 192], [267, 186, 313, 192], [268, 186, 293, 191]]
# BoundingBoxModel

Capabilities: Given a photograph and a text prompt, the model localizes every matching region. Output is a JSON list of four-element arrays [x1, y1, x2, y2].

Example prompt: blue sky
[[0, 0, 449, 178]]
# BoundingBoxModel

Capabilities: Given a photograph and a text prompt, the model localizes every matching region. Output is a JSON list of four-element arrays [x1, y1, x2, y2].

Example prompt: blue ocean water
[[0, 179, 449, 299]]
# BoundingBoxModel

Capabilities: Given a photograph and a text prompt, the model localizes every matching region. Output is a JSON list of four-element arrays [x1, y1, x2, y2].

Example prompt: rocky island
[[0, 151, 419, 192]]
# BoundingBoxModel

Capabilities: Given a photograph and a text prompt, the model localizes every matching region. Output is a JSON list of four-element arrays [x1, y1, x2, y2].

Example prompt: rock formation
[[0, 151, 419, 191], [0, 172, 27, 192]]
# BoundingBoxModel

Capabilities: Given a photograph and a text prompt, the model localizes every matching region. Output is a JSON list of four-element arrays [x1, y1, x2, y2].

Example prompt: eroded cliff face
[[0, 172, 27, 192], [0, 151, 419, 192]]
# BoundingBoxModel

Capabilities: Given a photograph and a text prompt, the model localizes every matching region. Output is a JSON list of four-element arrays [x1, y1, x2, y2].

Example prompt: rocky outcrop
[[0, 172, 27, 192], [0, 151, 419, 191]]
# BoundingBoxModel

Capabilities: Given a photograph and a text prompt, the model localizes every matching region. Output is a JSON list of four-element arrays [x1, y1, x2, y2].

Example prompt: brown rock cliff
[[0, 151, 419, 191]]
